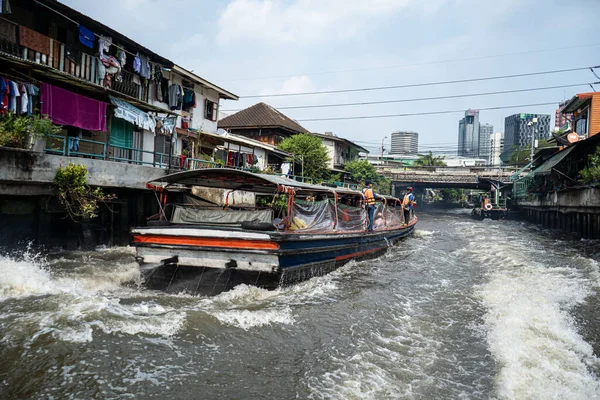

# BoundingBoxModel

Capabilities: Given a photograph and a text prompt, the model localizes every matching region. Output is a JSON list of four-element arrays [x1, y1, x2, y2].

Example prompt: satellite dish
[[567, 132, 579, 143]]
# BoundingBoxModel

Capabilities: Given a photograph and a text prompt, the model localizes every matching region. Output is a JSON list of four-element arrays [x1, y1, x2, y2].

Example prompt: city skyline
[[60, 0, 599, 155]]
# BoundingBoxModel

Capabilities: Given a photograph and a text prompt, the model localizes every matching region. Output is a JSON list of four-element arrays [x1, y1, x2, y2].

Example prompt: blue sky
[[64, 0, 600, 155]]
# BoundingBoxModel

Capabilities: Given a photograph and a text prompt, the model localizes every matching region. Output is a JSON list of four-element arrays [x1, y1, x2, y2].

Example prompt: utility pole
[[381, 136, 387, 164]]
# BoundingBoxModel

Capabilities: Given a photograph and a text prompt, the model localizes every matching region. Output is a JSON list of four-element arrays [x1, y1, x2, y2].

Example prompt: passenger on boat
[[402, 187, 415, 225], [362, 180, 383, 231]]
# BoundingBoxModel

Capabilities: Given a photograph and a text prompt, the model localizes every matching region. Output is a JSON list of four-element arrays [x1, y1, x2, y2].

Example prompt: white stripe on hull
[[131, 227, 272, 240], [136, 247, 279, 273]]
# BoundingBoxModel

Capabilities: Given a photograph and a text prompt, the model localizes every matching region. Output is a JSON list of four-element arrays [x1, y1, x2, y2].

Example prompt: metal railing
[[45, 134, 106, 159]]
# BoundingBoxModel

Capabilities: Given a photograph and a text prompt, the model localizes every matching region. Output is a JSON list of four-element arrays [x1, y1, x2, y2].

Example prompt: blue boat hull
[[134, 221, 416, 294]]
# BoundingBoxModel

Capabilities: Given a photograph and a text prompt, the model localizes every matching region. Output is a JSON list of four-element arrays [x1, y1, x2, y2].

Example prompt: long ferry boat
[[131, 168, 417, 293]]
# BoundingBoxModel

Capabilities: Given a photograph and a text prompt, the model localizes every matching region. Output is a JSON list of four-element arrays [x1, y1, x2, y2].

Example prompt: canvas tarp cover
[[336, 203, 366, 231], [290, 199, 335, 232], [171, 206, 273, 226]]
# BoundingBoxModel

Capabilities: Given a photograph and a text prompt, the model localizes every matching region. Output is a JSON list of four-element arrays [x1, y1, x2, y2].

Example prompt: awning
[[109, 95, 155, 133], [533, 146, 576, 175]]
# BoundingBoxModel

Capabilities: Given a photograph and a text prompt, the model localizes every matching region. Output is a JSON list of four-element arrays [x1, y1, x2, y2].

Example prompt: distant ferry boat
[[471, 191, 507, 220], [131, 169, 417, 294]]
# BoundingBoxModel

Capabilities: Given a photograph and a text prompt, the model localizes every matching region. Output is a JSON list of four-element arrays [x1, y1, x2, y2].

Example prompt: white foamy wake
[[193, 269, 347, 330], [0, 253, 185, 343], [473, 238, 600, 399]]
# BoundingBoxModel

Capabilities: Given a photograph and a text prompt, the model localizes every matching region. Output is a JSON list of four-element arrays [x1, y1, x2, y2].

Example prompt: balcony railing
[[9, 25, 144, 100], [112, 69, 141, 99]]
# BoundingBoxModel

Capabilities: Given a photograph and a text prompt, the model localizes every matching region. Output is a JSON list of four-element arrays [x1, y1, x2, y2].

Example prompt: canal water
[[1, 210, 600, 399]]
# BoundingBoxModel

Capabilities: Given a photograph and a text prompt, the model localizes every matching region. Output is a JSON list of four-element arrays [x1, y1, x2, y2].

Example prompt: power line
[[223, 82, 595, 111], [296, 101, 559, 122], [239, 66, 599, 98], [225, 42, 600, 82]]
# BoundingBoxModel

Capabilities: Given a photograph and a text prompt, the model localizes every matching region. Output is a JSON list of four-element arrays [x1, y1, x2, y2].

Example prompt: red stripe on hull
[[335, 246, 387, 261], [133, 235, 279, 250]]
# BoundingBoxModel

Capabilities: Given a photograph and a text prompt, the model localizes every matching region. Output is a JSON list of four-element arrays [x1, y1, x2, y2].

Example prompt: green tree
[[579, 146, 600, 184], [414, 152, 447, 166], [344, 159, 390, 195], [279, 134, 330, 180], [508, 139, 552, 166], [440, 188, 464, 203]]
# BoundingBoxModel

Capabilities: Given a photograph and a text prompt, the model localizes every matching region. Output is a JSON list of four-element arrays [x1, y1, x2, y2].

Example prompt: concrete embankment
[[0, 147, 164, 249], [517, 188, 600, 239]]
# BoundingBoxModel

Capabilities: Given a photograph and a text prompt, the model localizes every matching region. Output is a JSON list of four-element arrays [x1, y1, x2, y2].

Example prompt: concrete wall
[[517, 188, 600, 239], [0, 147, 167, 195]]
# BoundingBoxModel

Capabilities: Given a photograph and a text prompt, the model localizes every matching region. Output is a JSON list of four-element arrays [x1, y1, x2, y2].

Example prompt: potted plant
[[28, 114, 62, 152]]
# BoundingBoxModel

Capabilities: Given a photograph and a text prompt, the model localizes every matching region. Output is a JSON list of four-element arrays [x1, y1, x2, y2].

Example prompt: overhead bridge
[[380, 167, 515, 195]]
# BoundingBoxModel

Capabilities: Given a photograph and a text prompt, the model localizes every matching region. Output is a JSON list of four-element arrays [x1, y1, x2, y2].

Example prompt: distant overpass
[[379, 166, 516, 195]]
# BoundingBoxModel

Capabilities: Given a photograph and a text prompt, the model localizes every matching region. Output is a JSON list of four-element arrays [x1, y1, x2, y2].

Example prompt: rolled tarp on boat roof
[[148, 168, 363, 195], [533, 145, 576, 176]]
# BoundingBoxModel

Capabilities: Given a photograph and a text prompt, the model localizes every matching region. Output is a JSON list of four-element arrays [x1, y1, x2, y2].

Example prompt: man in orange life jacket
[[402, 187, 415, 225], [362, 180, 381, 231]]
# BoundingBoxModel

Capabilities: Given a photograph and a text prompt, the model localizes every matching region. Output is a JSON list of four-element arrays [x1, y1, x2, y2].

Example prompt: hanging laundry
[[160, 78, 169, 103], [98, 35, 112, 62], [8, 80, 18, 112], [78, 25, 95, 48], [139, 54, 150, 79], [27, 83, 38, 116], [116, 49, 126, 69], [41, 83, 107, 132], [20, 83, 27, 115], [168, 84, 182, 110], [1, 0, 12, 14], [183, 89, 196, 109], [0, 78, 7, 114], [133, 53, 141, 73]]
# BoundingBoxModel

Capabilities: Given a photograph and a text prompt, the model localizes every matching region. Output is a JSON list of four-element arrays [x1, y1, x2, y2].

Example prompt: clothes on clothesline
[[78, 25, 95, 48], [226, 151, 257, 167], [0, 77, 39, 115], [168, 84, 184, 110], [183, 89, 196, 109], [41, 83, 107, 132]]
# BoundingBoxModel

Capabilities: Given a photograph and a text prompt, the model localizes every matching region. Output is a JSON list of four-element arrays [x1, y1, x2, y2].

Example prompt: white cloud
[[217, 0, 436, 45], [259, 75, 316, 96]]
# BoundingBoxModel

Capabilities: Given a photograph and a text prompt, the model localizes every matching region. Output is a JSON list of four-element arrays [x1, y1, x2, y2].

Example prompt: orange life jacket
[[363, 188, 376, 205]]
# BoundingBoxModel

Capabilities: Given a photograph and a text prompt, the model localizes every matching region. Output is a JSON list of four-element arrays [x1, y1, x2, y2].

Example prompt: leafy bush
[[0, 112, 29, 148], [54, 163, 115, 220], [579, 147, 600, 184], [0, 112, 61, 149]]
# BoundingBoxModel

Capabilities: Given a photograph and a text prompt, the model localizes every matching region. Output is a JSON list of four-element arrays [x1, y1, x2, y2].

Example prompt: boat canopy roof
[[149, 168, 370, 196]]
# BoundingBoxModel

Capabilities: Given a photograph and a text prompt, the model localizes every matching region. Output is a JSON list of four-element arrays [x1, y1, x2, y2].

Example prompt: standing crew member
[[363, 180, 381, 231], [402, 187, 415, 225]]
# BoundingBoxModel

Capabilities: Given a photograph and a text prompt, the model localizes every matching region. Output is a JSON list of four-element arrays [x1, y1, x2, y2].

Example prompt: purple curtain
[[41, 83, 107, 132]]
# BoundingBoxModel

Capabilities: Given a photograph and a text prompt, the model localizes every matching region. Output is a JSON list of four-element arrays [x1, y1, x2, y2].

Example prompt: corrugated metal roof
[[219, 102, 308, 134], [533, 146, 576, 175], [150, 168, 365, 196]]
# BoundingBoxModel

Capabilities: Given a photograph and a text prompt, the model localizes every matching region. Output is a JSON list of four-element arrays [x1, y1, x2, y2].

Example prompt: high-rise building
[[555, 100, 572, 131], [457, 110, 480, 157], [479, 123, 493, 163], [390, 131, 418, 154], [502, 113, 551, 160], [489, 132, 504, 167]]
